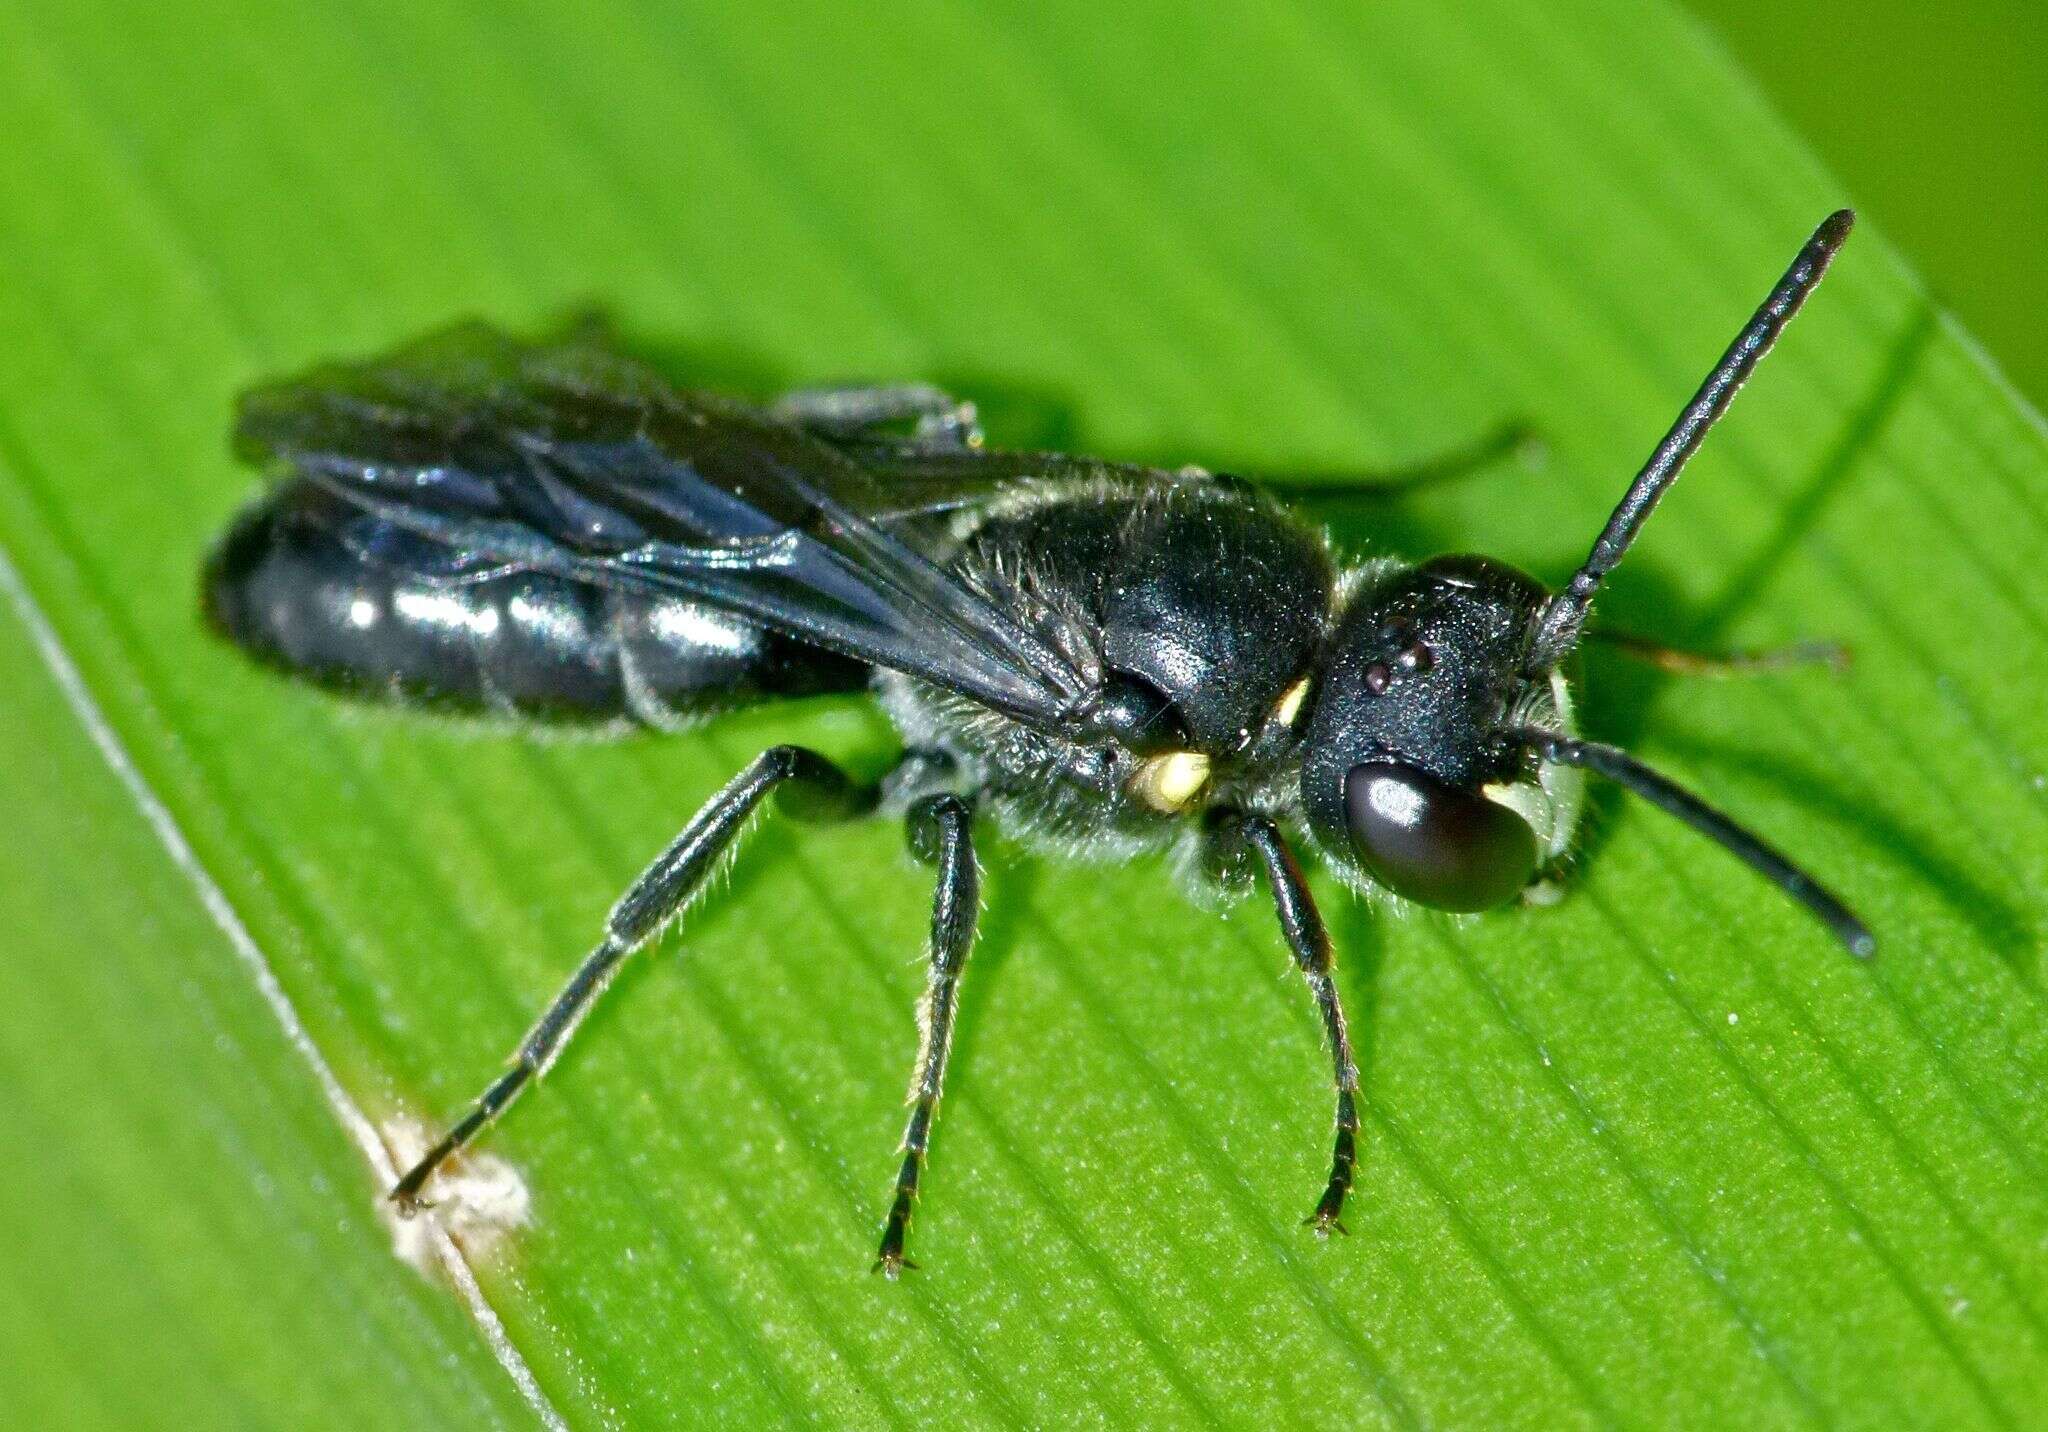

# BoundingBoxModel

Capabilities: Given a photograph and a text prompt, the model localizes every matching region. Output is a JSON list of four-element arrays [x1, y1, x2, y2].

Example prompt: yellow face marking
[[1131, 750, 1211, 813], [1482, 779, 1557, 847], [1272, 675, 1311, 728]]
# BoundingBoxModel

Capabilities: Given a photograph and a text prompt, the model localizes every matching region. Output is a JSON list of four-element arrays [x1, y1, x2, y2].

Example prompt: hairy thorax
[[876, 470, 1339, 858]]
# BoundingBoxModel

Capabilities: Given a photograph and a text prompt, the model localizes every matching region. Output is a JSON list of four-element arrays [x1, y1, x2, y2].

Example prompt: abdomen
[[203, 482, 866, 724]]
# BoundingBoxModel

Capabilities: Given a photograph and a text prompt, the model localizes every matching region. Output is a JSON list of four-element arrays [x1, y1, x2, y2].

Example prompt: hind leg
[[389, 745, 870, 1209], [770, 383, 984, 450]]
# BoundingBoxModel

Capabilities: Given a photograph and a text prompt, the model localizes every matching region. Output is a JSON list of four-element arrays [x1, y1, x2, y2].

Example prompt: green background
[[0, 1, 2042, 1427], [1698, 0, 2048, 413]]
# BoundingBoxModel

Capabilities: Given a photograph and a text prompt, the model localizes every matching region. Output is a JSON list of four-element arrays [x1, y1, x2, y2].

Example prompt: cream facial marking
[[1482, 779, 1559, 849]]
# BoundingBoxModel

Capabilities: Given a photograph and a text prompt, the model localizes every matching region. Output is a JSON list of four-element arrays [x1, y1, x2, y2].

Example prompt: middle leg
[[874, 793, 981, 1276]]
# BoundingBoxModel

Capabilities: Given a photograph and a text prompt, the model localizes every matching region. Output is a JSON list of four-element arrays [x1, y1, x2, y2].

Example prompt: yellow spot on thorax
[[1131, 750, 1211, 813], [1273, 675, 1311, 728]]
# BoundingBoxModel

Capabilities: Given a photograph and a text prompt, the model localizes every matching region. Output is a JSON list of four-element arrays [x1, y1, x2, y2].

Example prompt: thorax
[[878, 471, 1338, 854]]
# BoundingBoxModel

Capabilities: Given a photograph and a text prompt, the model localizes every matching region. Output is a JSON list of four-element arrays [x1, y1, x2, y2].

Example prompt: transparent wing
[[234, 324, 1097, 725]]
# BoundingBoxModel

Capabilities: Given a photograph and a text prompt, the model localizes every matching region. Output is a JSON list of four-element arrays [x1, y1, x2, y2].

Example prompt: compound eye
[[1343, 761, 1539, 912]]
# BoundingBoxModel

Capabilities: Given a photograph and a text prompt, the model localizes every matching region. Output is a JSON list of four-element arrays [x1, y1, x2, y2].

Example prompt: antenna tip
[[1818, 209, 1857, 245]]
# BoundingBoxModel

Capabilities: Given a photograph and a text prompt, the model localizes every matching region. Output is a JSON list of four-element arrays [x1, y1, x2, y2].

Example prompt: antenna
[[1517, 729, 1873, 956], [1527, 209, 1855, 670]]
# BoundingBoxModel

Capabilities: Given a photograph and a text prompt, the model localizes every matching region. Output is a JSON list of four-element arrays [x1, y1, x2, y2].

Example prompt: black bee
[[205, 211, 1870, 1275]]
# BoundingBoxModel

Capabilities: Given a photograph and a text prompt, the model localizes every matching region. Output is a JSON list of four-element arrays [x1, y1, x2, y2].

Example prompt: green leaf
[[2, 0, 2044, 1426]]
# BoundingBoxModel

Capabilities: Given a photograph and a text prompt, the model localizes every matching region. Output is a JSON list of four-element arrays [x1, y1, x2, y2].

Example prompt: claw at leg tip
[[1304, 1210, 1349, 1239], [872, 1253, 918, 1280], [389, 1188, 432, 1219]]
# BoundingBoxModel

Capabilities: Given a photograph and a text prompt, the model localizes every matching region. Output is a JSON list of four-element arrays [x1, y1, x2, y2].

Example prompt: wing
[[233, 324, 1097, 726]]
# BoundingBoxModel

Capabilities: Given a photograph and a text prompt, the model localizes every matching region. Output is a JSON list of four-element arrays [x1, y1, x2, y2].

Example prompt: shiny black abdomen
[[204, 481, 866, 723]]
